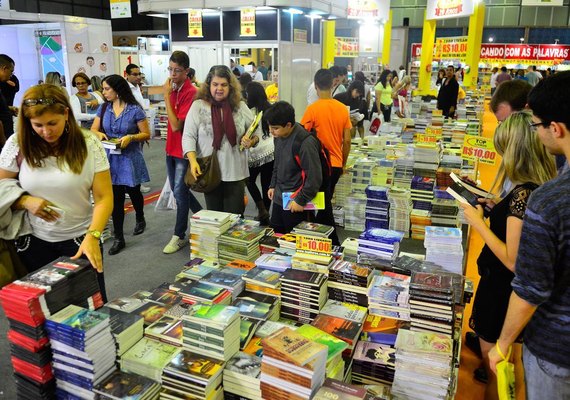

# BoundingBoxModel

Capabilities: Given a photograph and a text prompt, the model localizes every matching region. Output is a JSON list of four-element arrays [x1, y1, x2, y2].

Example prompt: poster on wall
[[65, 22, 114, 80], [294, 29, 307, 43], [240, 8, 256, 37], [35, 29, 65, 79], [110, 0, 132, 19], [335, 37, 359, 57], [0, 0, 10, 11], [426, 0, 474, 20], [188, 10, 203, 38], [347, 0, 390, 21]]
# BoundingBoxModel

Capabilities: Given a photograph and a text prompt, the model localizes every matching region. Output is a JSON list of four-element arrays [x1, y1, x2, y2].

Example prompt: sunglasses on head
[[23, 98, 57, 106]]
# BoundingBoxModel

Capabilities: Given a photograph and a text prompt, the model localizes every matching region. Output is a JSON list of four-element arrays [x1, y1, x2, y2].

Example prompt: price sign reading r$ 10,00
[[462, 135, 497, 165]]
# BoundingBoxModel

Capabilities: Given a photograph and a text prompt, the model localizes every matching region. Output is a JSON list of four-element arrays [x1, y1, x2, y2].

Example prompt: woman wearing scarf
[[182, 65, 257, 214]]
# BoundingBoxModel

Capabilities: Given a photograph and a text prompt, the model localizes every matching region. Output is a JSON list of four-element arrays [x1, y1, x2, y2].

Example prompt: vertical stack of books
[[367, 272, 411, 321], [333, 205, 345, 227], [409, 271, 455, 337], [297, 324, 348, 380], [357, 228, 404, 268], [279, 269, 328, 324], [351, 341, 396, 386], [145, 315, 184, 347], [388, 187, 412, 237], [364, 186, 390, 230], [241, 267, 282, 296], [161, 350, 225, 400], [431, 188, 460, 227], [391, 329, 454, 400], [424, 226, 464, 275], [327, 260, 374, 307], [261, 327, 328, 399], [97, 306, 144, 356], [350, 158, 377, 194], [259, 234, 280, 254], [180, 303, 240, 361], [223, 352, 263, 400], [343, 192, 367, 232], [190, 210, 233, 263], [313, 378, 376, 400], [93, 370, 161, 399], [413, 142, 440, 180], [44, 305, 116, 398], [292, 221, 334, 238], [410, 175, 435, 213], [392, 156, 414, 190], [173, 280, 232, 305], [291, 233, 334, 275], [410, 209, 432, 240], [120, 337, 180, 381], [333, 170, 352, 207], [218, 222, 267, 265], [254, 252, 292, 273]]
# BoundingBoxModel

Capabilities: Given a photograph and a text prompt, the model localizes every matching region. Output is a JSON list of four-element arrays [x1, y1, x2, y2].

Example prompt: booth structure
[[138, 0, 347, 115]]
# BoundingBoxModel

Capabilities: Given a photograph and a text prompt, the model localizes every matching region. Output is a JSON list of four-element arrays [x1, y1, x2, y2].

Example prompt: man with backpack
[[265, 101, 323, 234]]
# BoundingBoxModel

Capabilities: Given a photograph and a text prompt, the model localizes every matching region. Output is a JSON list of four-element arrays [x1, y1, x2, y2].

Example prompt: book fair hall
[[2, 0, 570, 398]]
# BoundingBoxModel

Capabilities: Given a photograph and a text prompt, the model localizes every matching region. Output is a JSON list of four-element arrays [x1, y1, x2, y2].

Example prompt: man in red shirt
[[162, 51, 203, 254]]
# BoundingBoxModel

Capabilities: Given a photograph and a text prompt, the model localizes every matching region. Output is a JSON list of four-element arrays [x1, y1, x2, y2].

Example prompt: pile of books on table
[[343, 193, 367, 232], [145, 314, 184, 347], [368, 271, 411, 321], [190, 210, 234, 263], [120, 337, 180, 382], [351, 340, 396, 386], [297, 324, 348, 380], [291, 227, 334, 275], [233, 291, 280, 324], [218, 222, 266, 265], [97, 306, 144, 356], [161, 350, 225, 400], [45, 305, 116, 399], [201, 269, 245, 301], [327, 260, 374, 307], [388, 187, 412, 237], [223, 351, 263, 400], [279, 269, 328, 324], [242, 267, 282, 296], [254, 252, 292, 273], [357, 228, 404, 268], [424, 226, 464, 275], [172, 280, 232, 306], [93, 370, 161, 399], [364, 186, 390, 230]]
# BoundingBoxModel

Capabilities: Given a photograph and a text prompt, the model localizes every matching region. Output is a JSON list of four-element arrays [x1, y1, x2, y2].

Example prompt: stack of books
[[333, 205, 345, 227], [44, 305, 116, 398], [172, 280, 232, 305], [93, 370, 161, 399], [424, 226, 464, 275], [297, 324, 348, 380], [145, 315, 184, 347], [176, 260, 220, 281], [357, 228, 404, 269], [259, 234, 280, 254], [180, 303, 240, 361], [261, 327, 328, 399], [97, 306, 144, 356], [120, 337, 180, 381], [391, 329, 454, 400], [223, 351, 262, 400], [364, 186, 390, 230], [410, 175, 435, 213], [413, 142, 440, 179], [351, 341, 396, 386], [431, 189, 460, 227], [242, 267, 282, 296], [190, 210, 233, 263], [201, 270, 245, 301], [161, 350, 225, 400], [343, 193, 367, 232], [233, 291, 280, 323], [254, 253, 292, 273], [291, 234, 334, 275], [276, 233, 298, 251], [360, 314, 403, 345], [388, 187, 412, 237], [409, 271, 456, 337], [313, 378, 380, 400], [368, 272, 411, 321], [410, 209, 432, 240], [292, 221, 334, 238], [218, 222, 267, 265], [279, 269, 328, 324], [327, 260, 374, 307]]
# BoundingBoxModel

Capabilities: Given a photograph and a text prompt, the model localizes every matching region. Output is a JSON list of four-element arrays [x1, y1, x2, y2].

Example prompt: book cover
[[191, 210, 231, 224], [93, 370, 159, 398], [352, 341, 396, 368], [233, 299, 271, 321], [179, 281, 227, 301], [255, 254, 292, 271], [202, 271, 243, 288], [165, 349, 224, 381], [320, 300, 367, 323], [240, 318, 260, 350], [121, 337, 180, 369], [313, 378, 368, 400], [221, 224, 266, 243], [46, 305, 108, 337], [410, 272, 453, 294], [243, 336, 263, 357], [281, 269, 327, 287], [450, 172, 493, 198], [394, 329, 453, 356], [311, 314, 362, 345], [145, 315, 184, 345], [282, 192, 325, 210], [225, 351, 262, 379], [226, 259, 256, 271], [131, 302, 170, 326], [183, 303, 240, 327], [446, 182, 480, 207], [296, 325, 348, 361], [262, 327, 328, 367], [293, 221, 333, 236], [243, 268, 282, 287]]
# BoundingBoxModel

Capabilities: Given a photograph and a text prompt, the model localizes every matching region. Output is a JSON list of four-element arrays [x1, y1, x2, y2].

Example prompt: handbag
[[184, 149, 221, 193], [496, 344, 516, 400]]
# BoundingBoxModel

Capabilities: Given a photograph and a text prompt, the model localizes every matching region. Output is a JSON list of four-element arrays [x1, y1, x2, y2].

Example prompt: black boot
[[108, 236, 125, 255], [255, 201, 270, 226], [133, 218, 146, 235]]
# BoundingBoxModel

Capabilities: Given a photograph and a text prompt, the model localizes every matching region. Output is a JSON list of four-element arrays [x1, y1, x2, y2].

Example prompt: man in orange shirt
[[301, 69, 352, 244]]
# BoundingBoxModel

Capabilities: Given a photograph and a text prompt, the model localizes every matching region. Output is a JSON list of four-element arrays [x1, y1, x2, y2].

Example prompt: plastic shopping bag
[[155, 178, 177, 211], [496, 346, 515, 400]]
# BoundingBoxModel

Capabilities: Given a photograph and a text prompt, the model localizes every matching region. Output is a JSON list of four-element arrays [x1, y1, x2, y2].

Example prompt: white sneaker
[[140, 185, 151, 193], [163, 235, 186, 254]]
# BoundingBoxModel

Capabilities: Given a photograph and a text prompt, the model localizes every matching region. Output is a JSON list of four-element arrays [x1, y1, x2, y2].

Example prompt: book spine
[[260, 364, 312, 388]]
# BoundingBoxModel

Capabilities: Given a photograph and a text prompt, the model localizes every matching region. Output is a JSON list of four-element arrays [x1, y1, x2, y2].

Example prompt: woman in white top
[[0, 84, 113, 300], [182, 65, 257, 214], [70, 72, 103, 129]]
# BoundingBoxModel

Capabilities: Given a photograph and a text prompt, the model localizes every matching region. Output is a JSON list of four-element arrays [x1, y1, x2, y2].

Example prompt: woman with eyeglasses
[[70, 72, 103, 129], [91, 75, 150, 255], [182, 65, 257, 214], [459, 111, 555, 398], [0, 84, 113, 300]]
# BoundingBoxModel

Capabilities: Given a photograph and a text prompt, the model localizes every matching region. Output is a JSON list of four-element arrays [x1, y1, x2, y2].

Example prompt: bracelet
[[496, 342, 509, 360]]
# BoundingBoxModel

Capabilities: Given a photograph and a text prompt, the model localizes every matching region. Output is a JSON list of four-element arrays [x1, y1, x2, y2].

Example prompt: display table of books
[[0, 212, 474, 399]]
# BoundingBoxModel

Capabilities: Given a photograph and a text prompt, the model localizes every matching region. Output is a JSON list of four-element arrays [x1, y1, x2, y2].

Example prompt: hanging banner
[[435, 36, 468, 60], [0, 0, 10, 11], [335, 37, 359, 58], [240, 8, 256, 37], [110, 0, 131, 19], [426, 0, 474, 20], [294, 29, 307, 44], [347, 0, 390, 21], [462, 135, 497, 165], [188, 10, 203, 38]]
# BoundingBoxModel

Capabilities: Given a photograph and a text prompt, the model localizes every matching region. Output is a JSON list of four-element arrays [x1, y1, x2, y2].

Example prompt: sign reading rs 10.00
[[296, 235, 332, 255], [462, 135, 497, 165]]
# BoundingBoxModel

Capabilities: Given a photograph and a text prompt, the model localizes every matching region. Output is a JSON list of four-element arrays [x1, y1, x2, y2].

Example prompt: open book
[[446, 172, 494, 207]]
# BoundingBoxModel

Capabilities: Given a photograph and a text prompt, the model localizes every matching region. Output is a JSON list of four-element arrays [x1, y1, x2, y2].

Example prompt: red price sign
[[462, 135, 497, 165], [296, 235, 332, 255]]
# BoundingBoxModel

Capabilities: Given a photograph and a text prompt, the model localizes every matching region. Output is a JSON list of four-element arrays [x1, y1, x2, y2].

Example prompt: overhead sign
[[188, 10, 203, 38], [347, 0, 390, 20], [240, 8, 256, 37], [0, 0, 10, 11], [335, 37, 359, 58], [110, 0, 131, 19], [426, 0, 474, 20], [435, 36, 468, 61], [521, 0, 563, 4]]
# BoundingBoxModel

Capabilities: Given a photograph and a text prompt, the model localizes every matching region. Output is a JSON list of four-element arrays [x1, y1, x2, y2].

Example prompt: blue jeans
[[523, 344, 570, 400], [166, 155, 203, 239]]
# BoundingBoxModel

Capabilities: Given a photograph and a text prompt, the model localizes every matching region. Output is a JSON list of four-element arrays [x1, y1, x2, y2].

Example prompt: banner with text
[[188, 10, 203, 38], [435, 36, 468, 61], [521, 0, 563, 5], [240, 8, 256, 37], [427, 0, 474, 20], [110, 0, 131, 19], [462, 135, 497, 165], [335, 37, 359, 58], [347, 0, 390, 20]]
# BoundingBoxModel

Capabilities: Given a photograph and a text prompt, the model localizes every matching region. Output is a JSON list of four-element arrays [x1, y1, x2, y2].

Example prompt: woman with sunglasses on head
[[459, 111, 556, 400], [0, 84, 113, 300], [70, 72, 103, 129], [183, 65, 258, 214], [91, 75, 150, 255]]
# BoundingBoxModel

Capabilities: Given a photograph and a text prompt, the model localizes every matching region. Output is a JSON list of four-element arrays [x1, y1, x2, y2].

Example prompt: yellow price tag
[[462, 134, 497, 165], [296, 235, 332, 254], [432, 109, 443, 117], [416, 134, 438, 143]]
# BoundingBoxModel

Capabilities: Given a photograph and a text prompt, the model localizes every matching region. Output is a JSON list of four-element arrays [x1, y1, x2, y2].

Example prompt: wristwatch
[[87, 230, 102, 239]]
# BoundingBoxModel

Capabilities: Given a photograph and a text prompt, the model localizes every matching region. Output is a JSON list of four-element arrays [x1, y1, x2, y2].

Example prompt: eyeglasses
[[23, 98, 57, 106], [167, 67, 185, 74], [529, 120, 551, 132]]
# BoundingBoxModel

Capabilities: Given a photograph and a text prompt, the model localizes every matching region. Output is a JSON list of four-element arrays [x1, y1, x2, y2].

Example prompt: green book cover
[[232, 298, 271, 321], [48, 305, 108, 335], [243, 268, 282, 287], [183, 303, 239, 327], [121, 337, 180, 369], [297, 324, 348, 361], [221, 223, 266, 242]]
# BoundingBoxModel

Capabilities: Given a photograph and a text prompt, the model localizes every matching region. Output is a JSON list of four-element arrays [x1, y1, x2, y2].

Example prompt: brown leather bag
[[184, 149, 221, 193]]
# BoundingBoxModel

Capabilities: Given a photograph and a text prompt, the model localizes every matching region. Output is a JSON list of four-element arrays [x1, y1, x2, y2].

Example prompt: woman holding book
[[182, 65, 256, 215], [0, 84, 112, 300], [91, 74, 150, 255], [374, 70, 393, 123], [459, 111, 555, 400]]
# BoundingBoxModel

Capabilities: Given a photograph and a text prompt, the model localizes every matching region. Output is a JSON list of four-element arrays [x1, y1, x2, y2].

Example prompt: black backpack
[[291, 128, 332, 195]]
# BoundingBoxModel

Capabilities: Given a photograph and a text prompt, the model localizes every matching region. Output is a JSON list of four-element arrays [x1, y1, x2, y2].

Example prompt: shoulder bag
[[184, 148, 221, 193]]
